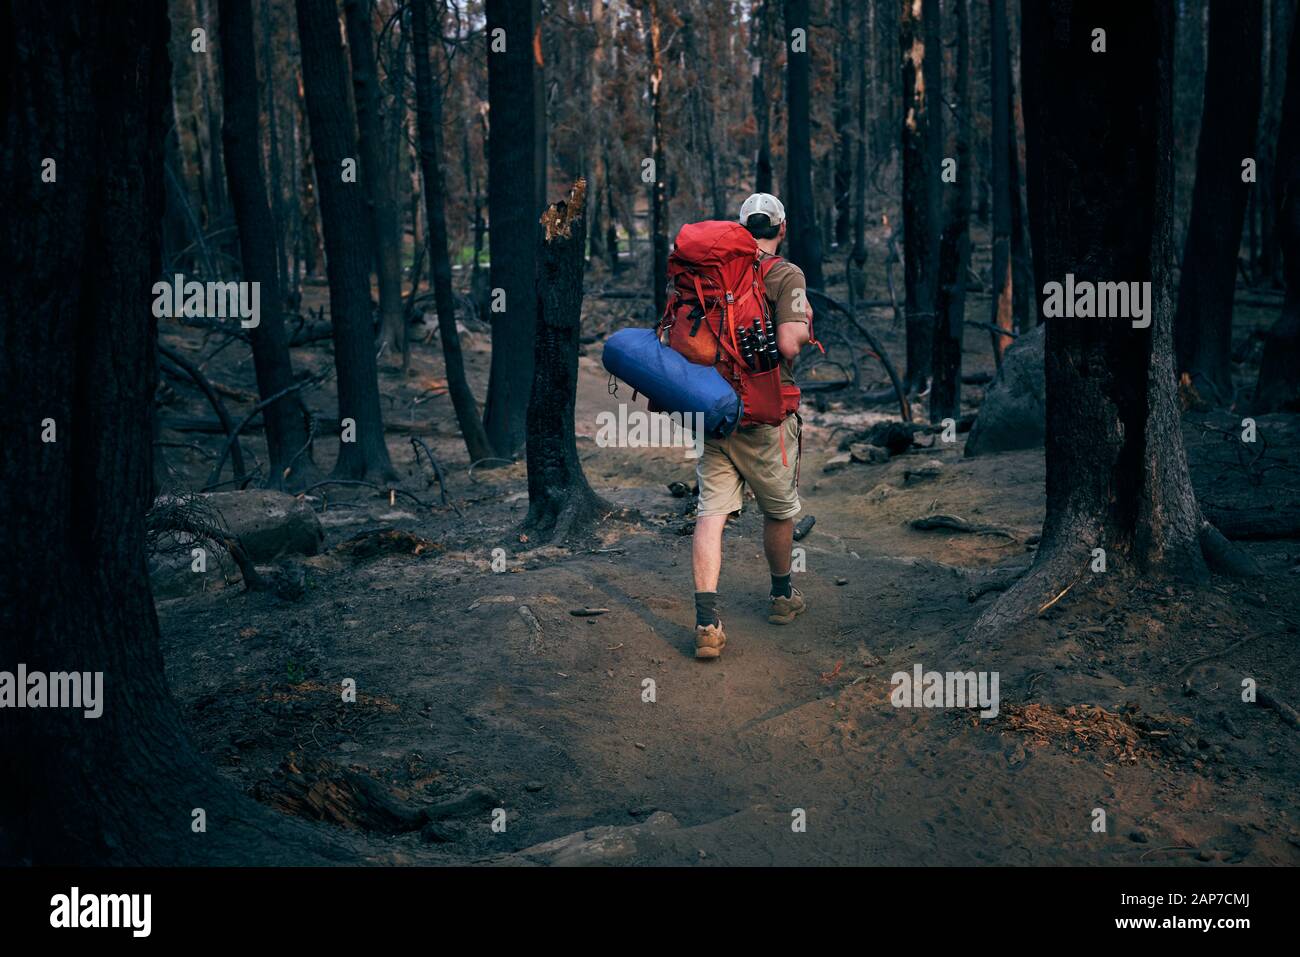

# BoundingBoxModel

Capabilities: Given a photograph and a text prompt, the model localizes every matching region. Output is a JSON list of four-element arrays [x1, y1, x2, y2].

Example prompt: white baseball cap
[[739, 192, 785, 226]]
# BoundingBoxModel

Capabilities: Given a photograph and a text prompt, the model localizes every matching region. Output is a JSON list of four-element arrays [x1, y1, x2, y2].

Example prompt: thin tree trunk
[[219, 0, 316, 488], [344, 0, 407, 369], [411, 0, 495, 463], [784, 0, 825, 289], [833, 0, 853, 249], [1175, 0, 1264, 404], [932, 0, 971, 422], [1253, 9, 1300, 412], [259, 0, 289, 299], [989, 0, 1014, 364], [646, 0, 670, 319], [900, 0, 941, 392], [524, 179, 611, 543], [752, 0, 774, 194], [483, 0, 545, 458], [296, 0, 396, 480], [849, 0, 869, 298]]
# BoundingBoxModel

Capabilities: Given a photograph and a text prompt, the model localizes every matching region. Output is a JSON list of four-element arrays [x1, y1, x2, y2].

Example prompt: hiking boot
[[695, 619, 727, 660], [768, 587, 806, 625]]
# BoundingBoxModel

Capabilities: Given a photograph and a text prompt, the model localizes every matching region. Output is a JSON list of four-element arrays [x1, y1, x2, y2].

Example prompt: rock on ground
[[964, 323, 1045, 457], [203, 489, 324, 561]]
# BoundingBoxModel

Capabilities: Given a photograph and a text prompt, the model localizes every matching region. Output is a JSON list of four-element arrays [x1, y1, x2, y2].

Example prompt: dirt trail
[[153, 284, 1300, 866]]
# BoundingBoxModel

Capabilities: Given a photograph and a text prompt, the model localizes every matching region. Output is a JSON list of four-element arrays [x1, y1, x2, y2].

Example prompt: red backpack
[[656, 221, 812, 431]]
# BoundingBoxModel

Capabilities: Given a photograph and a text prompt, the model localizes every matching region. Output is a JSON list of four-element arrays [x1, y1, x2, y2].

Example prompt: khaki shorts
[[696, 414, 802, 520]]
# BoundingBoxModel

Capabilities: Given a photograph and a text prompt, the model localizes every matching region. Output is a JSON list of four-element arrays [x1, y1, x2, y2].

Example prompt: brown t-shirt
[[759, 252, 807, 385]]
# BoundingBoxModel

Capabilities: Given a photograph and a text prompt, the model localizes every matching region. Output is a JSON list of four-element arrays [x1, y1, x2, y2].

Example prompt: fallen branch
[[806, 288, 911, 422], [909, 513, 1018, 539], [1174, 631, 1272, 678], [206, 372, 328, 488], [300, 479, 437, 511]]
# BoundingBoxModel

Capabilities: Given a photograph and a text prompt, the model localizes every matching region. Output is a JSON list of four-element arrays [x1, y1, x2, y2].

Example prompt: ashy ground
[[152, 254, 1300, 866]]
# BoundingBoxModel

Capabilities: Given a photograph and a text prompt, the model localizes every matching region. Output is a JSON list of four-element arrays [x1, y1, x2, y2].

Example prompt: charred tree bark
[[900, 0, 942, 393], [483, 0, 545, 459], [784, 0, 825, 289], [524, 180, 611, 544], [976, 0, 1254, 642], [1253, 8, 1300, 412], [833, 0, 853, 249], [0, 0, 341, 865], [847, 1, 868, 274], [1174, 0, 1263, 404], [989, 0, 1015, 364], [412, 0, 495, 463], [296, 0, 396, 480], [219, 0, 316, 489], [931, 0, 971, 422], [752, 0, 774, 195], [646, 0, 671, 320], [344, 0, 407, 368]]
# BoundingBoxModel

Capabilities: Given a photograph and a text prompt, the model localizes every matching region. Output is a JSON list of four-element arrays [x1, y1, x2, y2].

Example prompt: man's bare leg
[[763, 515, 794, 577], [693, 514, 727, 592]]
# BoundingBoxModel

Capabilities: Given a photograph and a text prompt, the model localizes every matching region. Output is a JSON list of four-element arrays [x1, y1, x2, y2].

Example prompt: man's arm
[[777, 317, 809, 361], [771, 264, 811, 361]]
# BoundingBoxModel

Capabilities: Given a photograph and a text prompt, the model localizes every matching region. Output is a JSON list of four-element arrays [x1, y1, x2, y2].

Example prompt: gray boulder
[[965, 322, 1045, 457], [202, 489, 324, 560]]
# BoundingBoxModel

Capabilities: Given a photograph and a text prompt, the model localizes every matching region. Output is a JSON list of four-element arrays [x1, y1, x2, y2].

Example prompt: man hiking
[[693, 192, 811, 660]]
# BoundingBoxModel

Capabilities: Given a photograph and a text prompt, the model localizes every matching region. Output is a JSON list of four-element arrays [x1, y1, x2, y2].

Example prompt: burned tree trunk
[[344, 0, 407, 369], [483, 0, 546, 458], [975, 0, 1254, 642], [1174, 0, 1263, 404], [296, 0, 396, 480], [988, 0, 1015, 364], [784, 0, 825, 289], [752, 0, 774, 195], [833, 0, 853, 249], [931, 0, 971, 422], [0, 0, 339, 865], [1253, 10, 1300, 413], [219, 0, 316, 489], [524, 180, 611, 544], [900, 0, 942, 393], [646, 0, 671, 319], [849, 0, 869, 278], [412, 0, 495, 463]]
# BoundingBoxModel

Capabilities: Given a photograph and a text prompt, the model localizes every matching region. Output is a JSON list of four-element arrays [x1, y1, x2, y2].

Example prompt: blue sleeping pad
[[601, 328, 743, 438]]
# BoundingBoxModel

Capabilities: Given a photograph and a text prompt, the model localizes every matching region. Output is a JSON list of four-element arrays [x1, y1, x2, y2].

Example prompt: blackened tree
[[784, 0, 825, 289], [412, 0, 495, 462], [344, 0, 407, 368], [523, 179, 612, 543], [1174, 0, 1263, 404], [483, 0, 546, 458], [0, 0, 342, 865], [296, 0, 396, 480], [931, 0, 971, 422], [219, 0, 317, 488], [975, 0, 1255, 641], [1253, 9, 1300, 413], [899, 0, 942, 392]]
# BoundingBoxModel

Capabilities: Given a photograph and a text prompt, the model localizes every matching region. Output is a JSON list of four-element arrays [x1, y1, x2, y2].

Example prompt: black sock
[[694, 591, 719, 628], [770, 573, 792, 599]]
